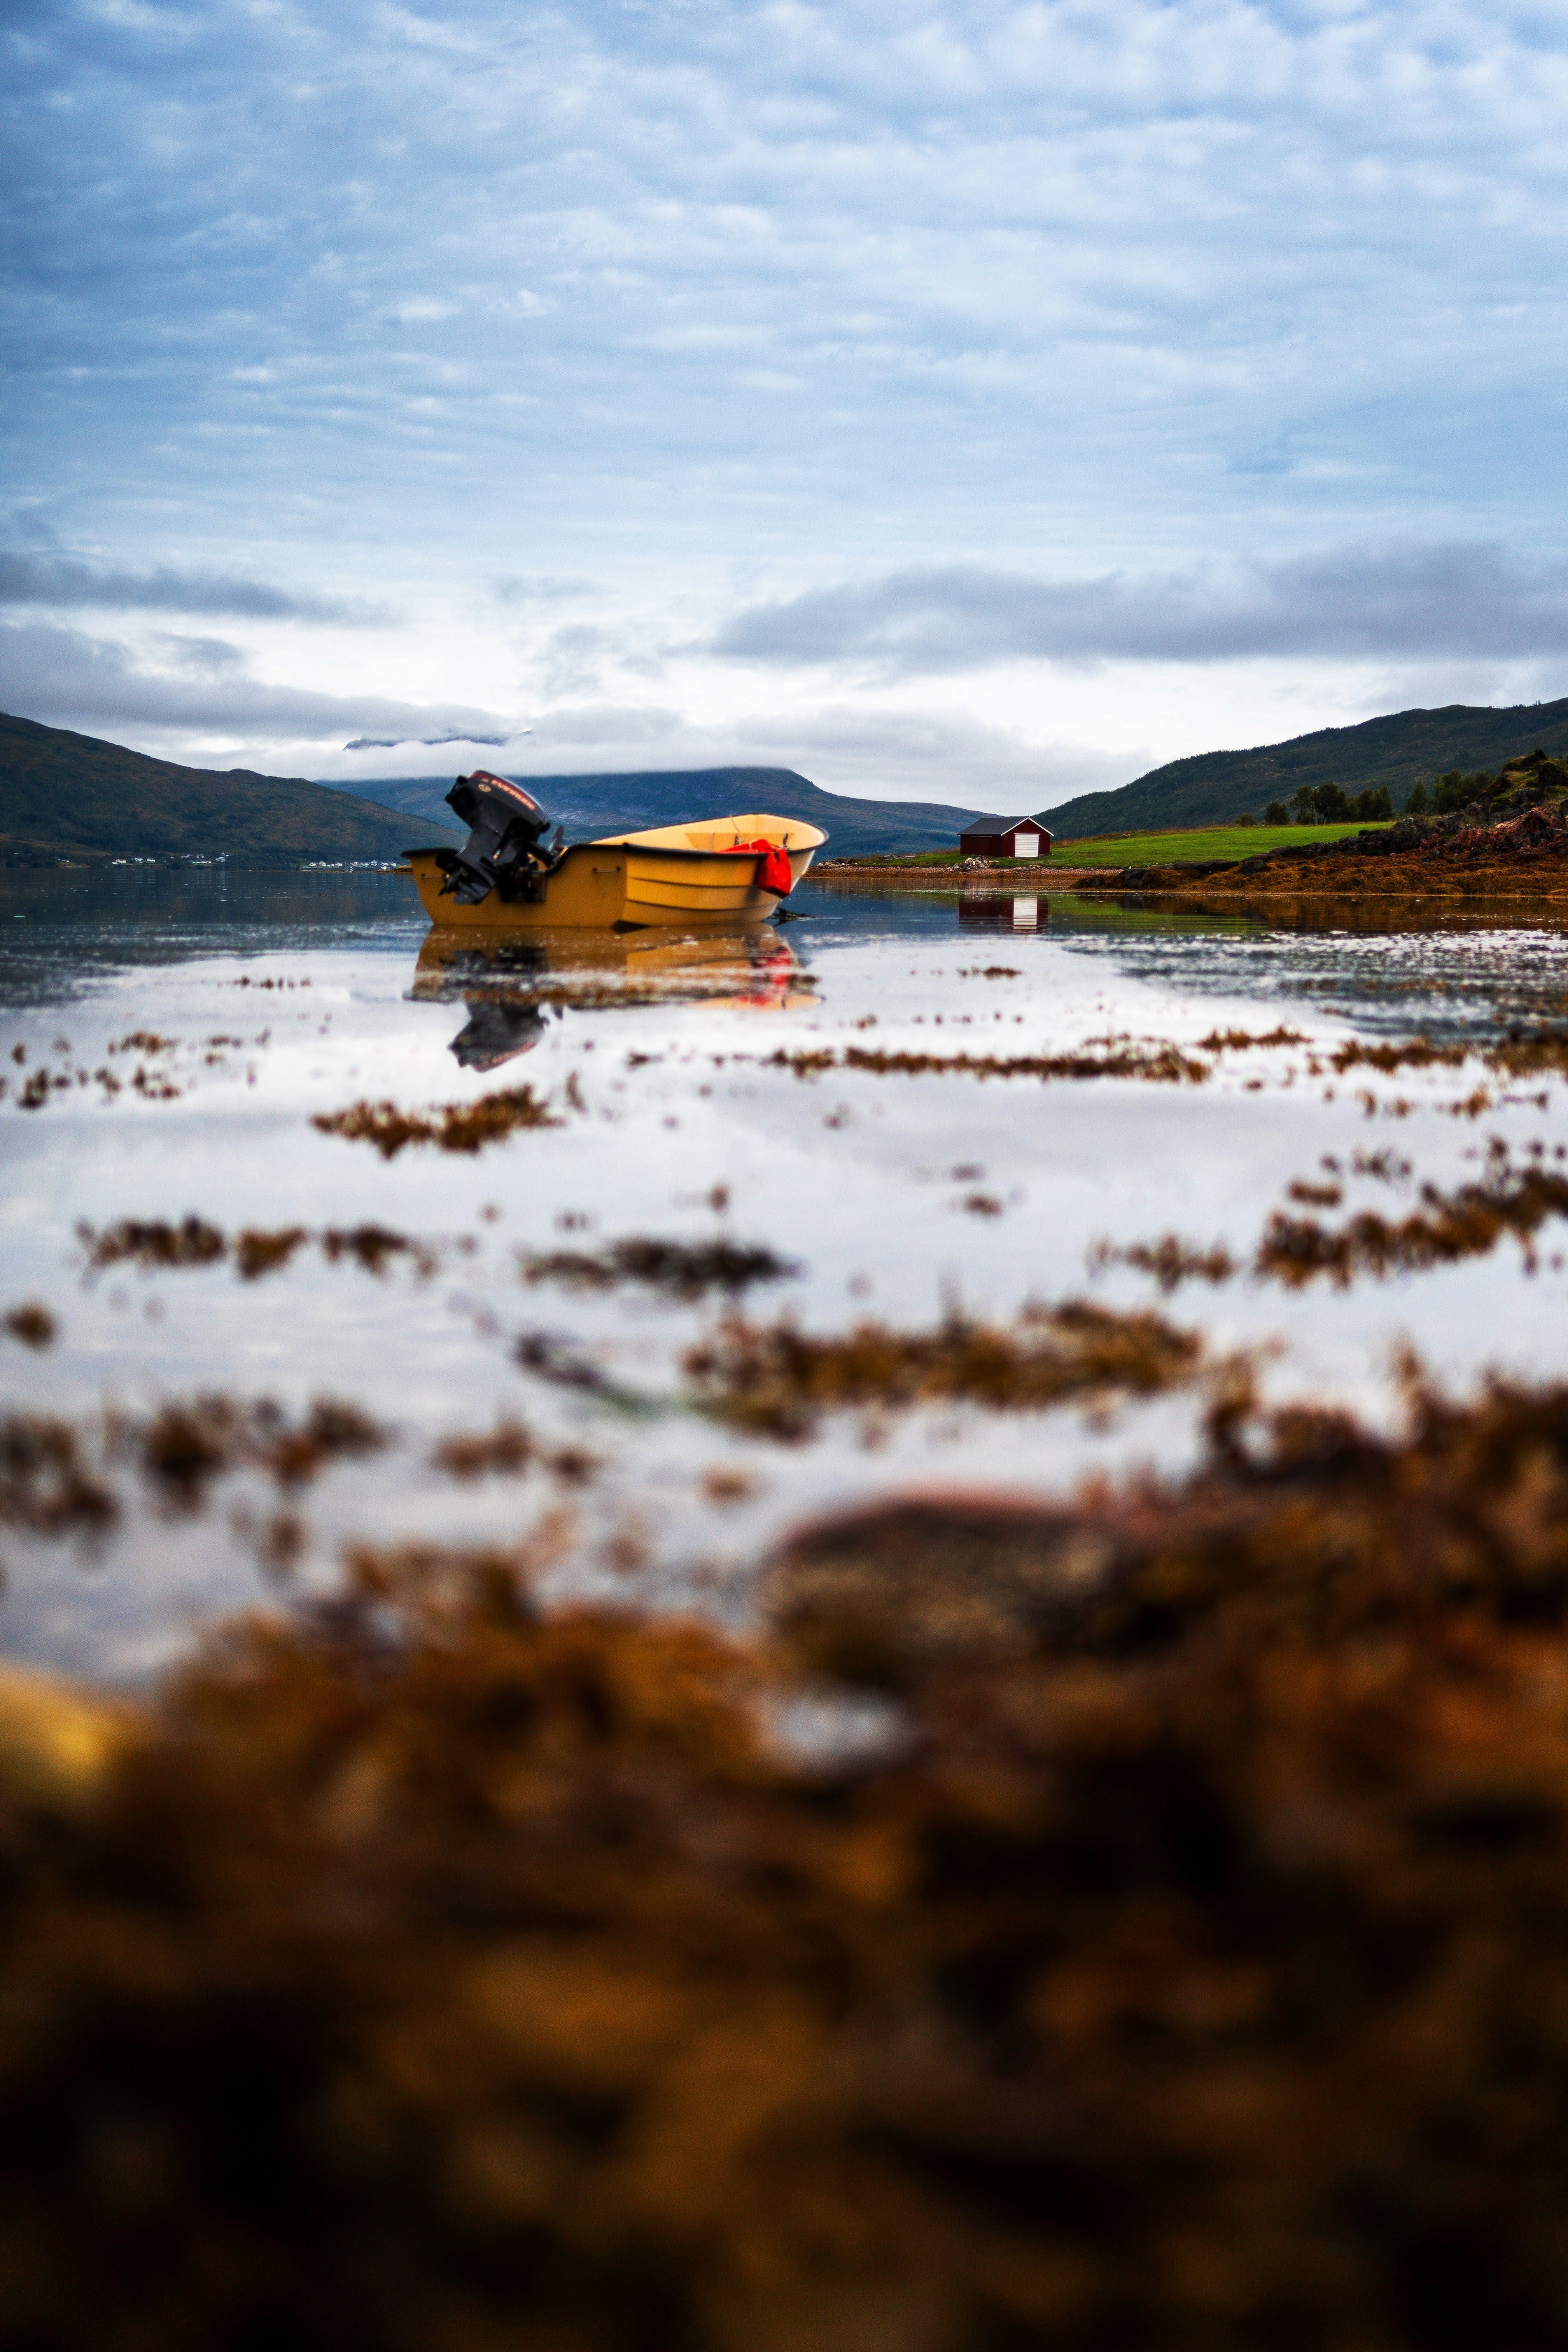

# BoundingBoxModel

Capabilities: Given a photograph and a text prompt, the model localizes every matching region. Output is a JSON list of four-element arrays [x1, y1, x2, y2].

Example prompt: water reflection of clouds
[[10, 871, 1568, 1681]]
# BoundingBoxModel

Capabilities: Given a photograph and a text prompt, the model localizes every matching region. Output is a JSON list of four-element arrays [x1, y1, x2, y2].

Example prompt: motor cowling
[[434, 772, 557, 906]]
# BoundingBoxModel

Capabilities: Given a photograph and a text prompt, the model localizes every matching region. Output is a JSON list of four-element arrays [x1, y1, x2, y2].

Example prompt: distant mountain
[[329, 766, 987, 857], [1038, 699, 1568, 839], [0, 712, 460, 866]]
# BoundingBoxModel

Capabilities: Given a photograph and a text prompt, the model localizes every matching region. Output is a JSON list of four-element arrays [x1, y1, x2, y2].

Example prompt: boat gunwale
[[402, 836, 824, 870], [585, 824, 826, 861]]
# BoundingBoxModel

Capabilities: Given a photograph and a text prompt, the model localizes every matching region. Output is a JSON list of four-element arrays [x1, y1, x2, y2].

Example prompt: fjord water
[[4, 864, 1568, 1680]]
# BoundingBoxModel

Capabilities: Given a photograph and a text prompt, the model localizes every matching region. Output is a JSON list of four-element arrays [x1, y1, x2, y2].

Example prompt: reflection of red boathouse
[[957, 893, 1047, 933]]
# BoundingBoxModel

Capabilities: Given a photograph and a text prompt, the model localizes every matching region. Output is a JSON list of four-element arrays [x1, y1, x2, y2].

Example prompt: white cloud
[[0, 620, 514, 749], [712, 543, 1568, 674], [7, 0, 1568, 793], [0, 544, 386, 622], [491, 576, 598, 605]]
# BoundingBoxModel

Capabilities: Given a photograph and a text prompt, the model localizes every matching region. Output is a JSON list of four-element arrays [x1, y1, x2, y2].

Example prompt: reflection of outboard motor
[[434, 771, 560, 906], [448, 995, 550, 1072]]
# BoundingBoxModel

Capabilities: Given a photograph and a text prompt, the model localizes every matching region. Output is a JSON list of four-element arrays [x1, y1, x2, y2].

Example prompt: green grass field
[[833, 823, 1395, 869], [1048, 821, 1393, 865]]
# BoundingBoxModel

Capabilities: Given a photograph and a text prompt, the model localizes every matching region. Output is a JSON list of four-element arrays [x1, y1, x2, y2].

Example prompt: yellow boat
[[401, 773, 825, 931]]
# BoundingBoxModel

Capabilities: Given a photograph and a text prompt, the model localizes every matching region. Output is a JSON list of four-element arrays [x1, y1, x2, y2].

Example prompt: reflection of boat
[[402, 771, 825, 931], [410, 922, 815, 994], [410, 923, 816, 1068], [447, 996, 550, 1071]]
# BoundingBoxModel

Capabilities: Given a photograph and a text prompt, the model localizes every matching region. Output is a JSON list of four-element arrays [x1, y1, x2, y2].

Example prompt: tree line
[[1234, 770, 1498, 827]]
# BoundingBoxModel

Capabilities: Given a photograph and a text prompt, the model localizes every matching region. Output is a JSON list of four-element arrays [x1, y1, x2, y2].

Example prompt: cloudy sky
[[4, 0, 1568, 808]]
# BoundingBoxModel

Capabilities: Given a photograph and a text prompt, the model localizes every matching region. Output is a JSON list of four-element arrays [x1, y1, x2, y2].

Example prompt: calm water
[[4, 865, 1568, 1678]]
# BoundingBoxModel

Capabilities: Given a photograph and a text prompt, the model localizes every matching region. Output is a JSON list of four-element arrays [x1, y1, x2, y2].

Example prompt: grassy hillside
[[334, 766, 987, 858], [817, 823, 1393, 869], [1050, 821, 1392, 865], [1040, 699, 1568, 839], [0, 712, 458, 866]]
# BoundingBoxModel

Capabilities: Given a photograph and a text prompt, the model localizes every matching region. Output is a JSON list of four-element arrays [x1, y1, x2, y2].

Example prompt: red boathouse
[[958, 816, 1054, 859]]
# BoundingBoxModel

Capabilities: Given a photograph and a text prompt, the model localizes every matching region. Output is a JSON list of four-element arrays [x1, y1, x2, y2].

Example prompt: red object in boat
[[721, 838, 793, 896]]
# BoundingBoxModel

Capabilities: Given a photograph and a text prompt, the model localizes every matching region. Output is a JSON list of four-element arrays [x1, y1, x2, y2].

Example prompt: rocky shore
[[1113, 751, 1568, 898]]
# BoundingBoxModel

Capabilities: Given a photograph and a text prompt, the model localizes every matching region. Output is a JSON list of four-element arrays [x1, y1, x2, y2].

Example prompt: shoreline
[[805, 862, 1568, 911], [807, 863, 1124, 889]]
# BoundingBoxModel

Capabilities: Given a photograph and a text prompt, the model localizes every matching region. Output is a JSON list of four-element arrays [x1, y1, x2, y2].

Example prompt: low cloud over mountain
[[714, 544, 1568, 676], [0, 621, 511, 748]]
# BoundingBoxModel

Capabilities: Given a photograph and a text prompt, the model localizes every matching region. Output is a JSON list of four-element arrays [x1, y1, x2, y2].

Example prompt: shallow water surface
[[4, 866, 1568, 1677]]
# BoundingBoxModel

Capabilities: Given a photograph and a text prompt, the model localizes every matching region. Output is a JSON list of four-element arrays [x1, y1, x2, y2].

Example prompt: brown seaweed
[[683, 1302, 1207, 1440], [1255, 1150, 1568, 1286], [0, 1414, 117, 1536], [79, 1216, 226, 1272], [522, 1236, 799, 1301], [320, 1225, 438, 1279], [1197, 1025, 1309, 1050], [17, 1372, 1568, 2345], [431, 1422, 599, 1487], [768, 1041, 1211, 1084], [1093, 1236, 1239, 1293], [132, 1395, 387, 1510], [3, 1302, 56, 1349], [313, 1085, 562, 1157], [233, 1226, 309, 1280], [432, 1419, 536, 1479], [76, 1218, 436, 1283]]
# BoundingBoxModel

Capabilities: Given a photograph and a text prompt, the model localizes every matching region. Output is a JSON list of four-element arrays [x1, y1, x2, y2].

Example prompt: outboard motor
[[434, 771, 560, 906]]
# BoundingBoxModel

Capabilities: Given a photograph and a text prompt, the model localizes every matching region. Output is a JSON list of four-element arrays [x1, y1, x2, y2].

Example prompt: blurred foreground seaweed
[[0, 1394, 387, 1536], [17, 1376, 1568, 2342], [684, 1301, 1208, 1439]]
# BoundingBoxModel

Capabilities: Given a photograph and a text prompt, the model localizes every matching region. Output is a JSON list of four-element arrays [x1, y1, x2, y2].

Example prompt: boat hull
[[404, 813, 823, 931]]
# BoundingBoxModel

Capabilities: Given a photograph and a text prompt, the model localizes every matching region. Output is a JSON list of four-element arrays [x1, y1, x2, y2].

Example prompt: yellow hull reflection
[[410, 923, 815, 1071]]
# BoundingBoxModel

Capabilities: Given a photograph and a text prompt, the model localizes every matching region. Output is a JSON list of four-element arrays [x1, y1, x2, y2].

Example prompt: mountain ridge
[[1038, 698, 1568, 839], [330, 766, 989, 857], [0, 711, 460, 865], [11, 700, 1564, 866]]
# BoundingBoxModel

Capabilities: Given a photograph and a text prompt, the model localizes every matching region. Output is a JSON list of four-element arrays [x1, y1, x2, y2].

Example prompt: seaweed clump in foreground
[[14, 1381, 1568, 2343]]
